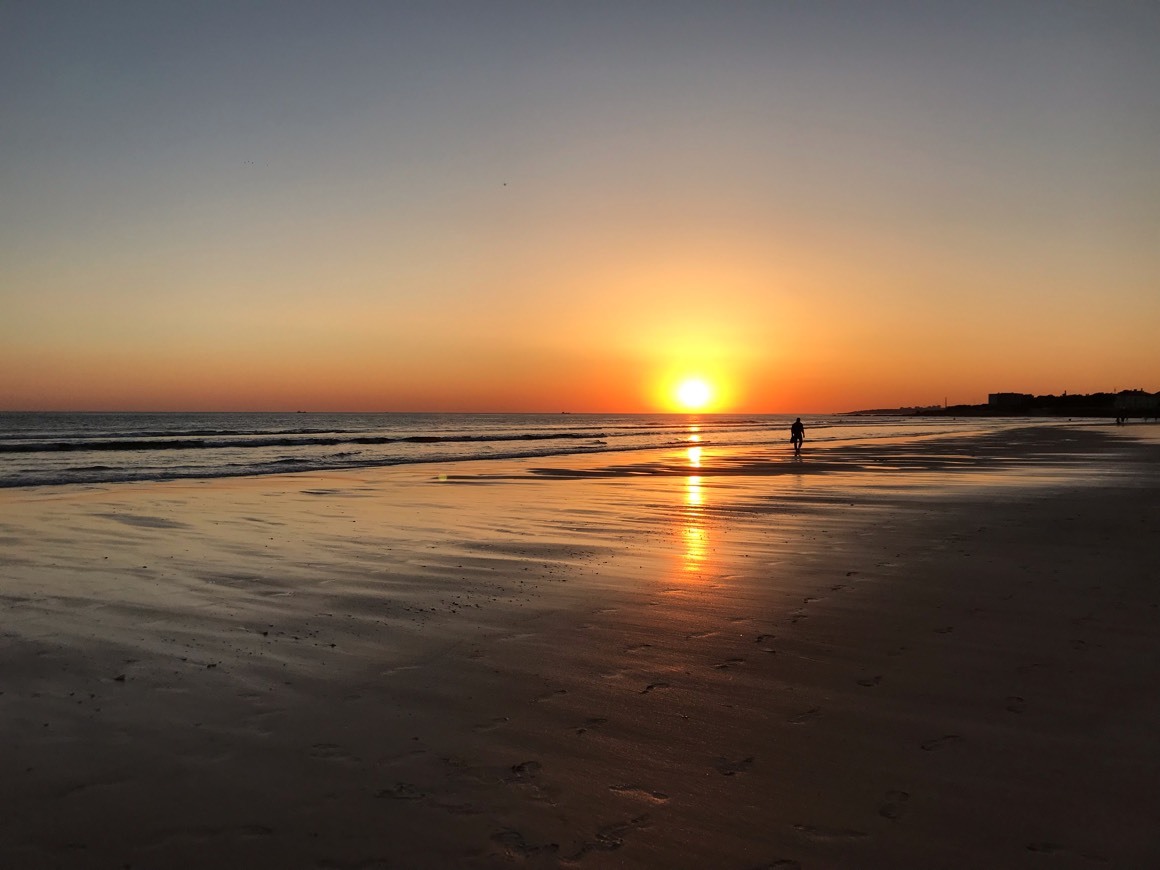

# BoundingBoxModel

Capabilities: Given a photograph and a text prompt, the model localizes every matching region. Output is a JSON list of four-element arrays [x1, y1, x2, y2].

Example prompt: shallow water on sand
[[0, 411, 1041, 487]]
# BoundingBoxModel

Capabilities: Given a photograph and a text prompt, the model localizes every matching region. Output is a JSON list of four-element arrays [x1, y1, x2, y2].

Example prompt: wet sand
[[1, 424, 1158, 868]]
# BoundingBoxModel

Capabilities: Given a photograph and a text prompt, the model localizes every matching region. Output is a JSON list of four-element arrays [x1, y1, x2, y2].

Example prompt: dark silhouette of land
[[847, 389, 1159, 419]]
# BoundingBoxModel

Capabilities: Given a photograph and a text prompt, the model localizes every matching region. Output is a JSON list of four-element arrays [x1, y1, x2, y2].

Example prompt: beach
[[1, 423, 1158, 868]]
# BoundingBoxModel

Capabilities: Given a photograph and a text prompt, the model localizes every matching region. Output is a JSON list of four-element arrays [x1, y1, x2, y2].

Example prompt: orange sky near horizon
[[2, 4, 1157, 414]]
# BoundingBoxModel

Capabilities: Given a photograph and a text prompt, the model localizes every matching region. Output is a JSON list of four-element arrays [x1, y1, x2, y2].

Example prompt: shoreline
[[0, 414, 1117, 491], [1, 425, 1157, 867]]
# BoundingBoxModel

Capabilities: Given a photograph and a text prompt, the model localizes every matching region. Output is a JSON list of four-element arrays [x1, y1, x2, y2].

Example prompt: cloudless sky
[[2, 1, 1157, 412]]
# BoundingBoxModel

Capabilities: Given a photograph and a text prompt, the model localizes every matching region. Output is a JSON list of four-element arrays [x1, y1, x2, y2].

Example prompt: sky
[[2, 1, 1157, 413]]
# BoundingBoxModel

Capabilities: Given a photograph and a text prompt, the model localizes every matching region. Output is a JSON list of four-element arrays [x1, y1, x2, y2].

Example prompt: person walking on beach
[[790, 417, 805, 453]]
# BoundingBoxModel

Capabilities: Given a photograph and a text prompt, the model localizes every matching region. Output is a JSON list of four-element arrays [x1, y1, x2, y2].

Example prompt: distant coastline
[[846, 388, 1160, 419]]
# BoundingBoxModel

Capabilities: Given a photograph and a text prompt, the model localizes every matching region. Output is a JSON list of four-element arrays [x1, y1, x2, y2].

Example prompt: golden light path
[[683, 473, 707, 571], [683, 430, 707, 572]]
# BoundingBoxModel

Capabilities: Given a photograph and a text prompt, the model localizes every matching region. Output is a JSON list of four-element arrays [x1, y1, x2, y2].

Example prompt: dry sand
[[1, 424, 1157, 868]]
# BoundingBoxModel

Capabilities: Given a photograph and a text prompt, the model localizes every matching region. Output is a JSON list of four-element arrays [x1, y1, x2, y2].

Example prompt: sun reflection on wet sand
[[683, 470, 707, 571], [685, 474, 703, 507]]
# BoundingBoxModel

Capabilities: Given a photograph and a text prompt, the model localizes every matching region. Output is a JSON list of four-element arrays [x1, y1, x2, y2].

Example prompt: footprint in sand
[[754, 634, 777, 653], [575, 717, 607, 735], [713, 658, 746, 670], [1023, 841, 1107, 861], [878, 790, 910, 820], [505, 761, 560, 803], [509, 760, 541, 780], [625, 643, 653, 653], [1005, 696, 1026, 714], [533, 688, 567, 702], [640, 682, 672, 695], [857, 675, 883, 687], [687, 630, 719, 640], [566, 815, 651, 860], [608, 784, 669, 804], [714, 756, 754, 776], [491, 830, 559, 859], [920, 734, 964, 752], [376, 782, 426, 800]]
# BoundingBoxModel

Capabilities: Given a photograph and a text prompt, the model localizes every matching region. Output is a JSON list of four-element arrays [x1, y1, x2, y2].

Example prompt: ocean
[[0, 412, 1028, 489]]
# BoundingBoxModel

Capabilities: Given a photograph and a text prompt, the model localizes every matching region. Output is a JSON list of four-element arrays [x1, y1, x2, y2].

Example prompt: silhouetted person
[[790, 417, 805, 453]]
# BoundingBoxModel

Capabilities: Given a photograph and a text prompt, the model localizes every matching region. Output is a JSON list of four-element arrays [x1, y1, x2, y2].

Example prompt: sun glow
[[676, 378, 712, 410], [652, 364, 736, 413]]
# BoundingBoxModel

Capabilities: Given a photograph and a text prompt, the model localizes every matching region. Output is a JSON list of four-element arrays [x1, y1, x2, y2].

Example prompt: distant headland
[[845, 389, 1160, 419]]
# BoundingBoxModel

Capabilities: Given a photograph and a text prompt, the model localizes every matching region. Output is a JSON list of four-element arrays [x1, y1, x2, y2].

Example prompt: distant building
[[1114, 390, 1159, 412], [988, 392, 1033, 408]]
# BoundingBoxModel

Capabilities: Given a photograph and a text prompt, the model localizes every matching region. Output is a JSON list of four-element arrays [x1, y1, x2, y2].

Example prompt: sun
[[676, 377, 713, 411]]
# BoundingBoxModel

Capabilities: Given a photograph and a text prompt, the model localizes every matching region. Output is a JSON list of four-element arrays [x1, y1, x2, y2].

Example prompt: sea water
[[0, 412, 1029, 488]]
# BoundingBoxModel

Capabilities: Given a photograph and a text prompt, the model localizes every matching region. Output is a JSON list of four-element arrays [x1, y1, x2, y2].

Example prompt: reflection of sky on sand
[[433, 427, 1136, 582]]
